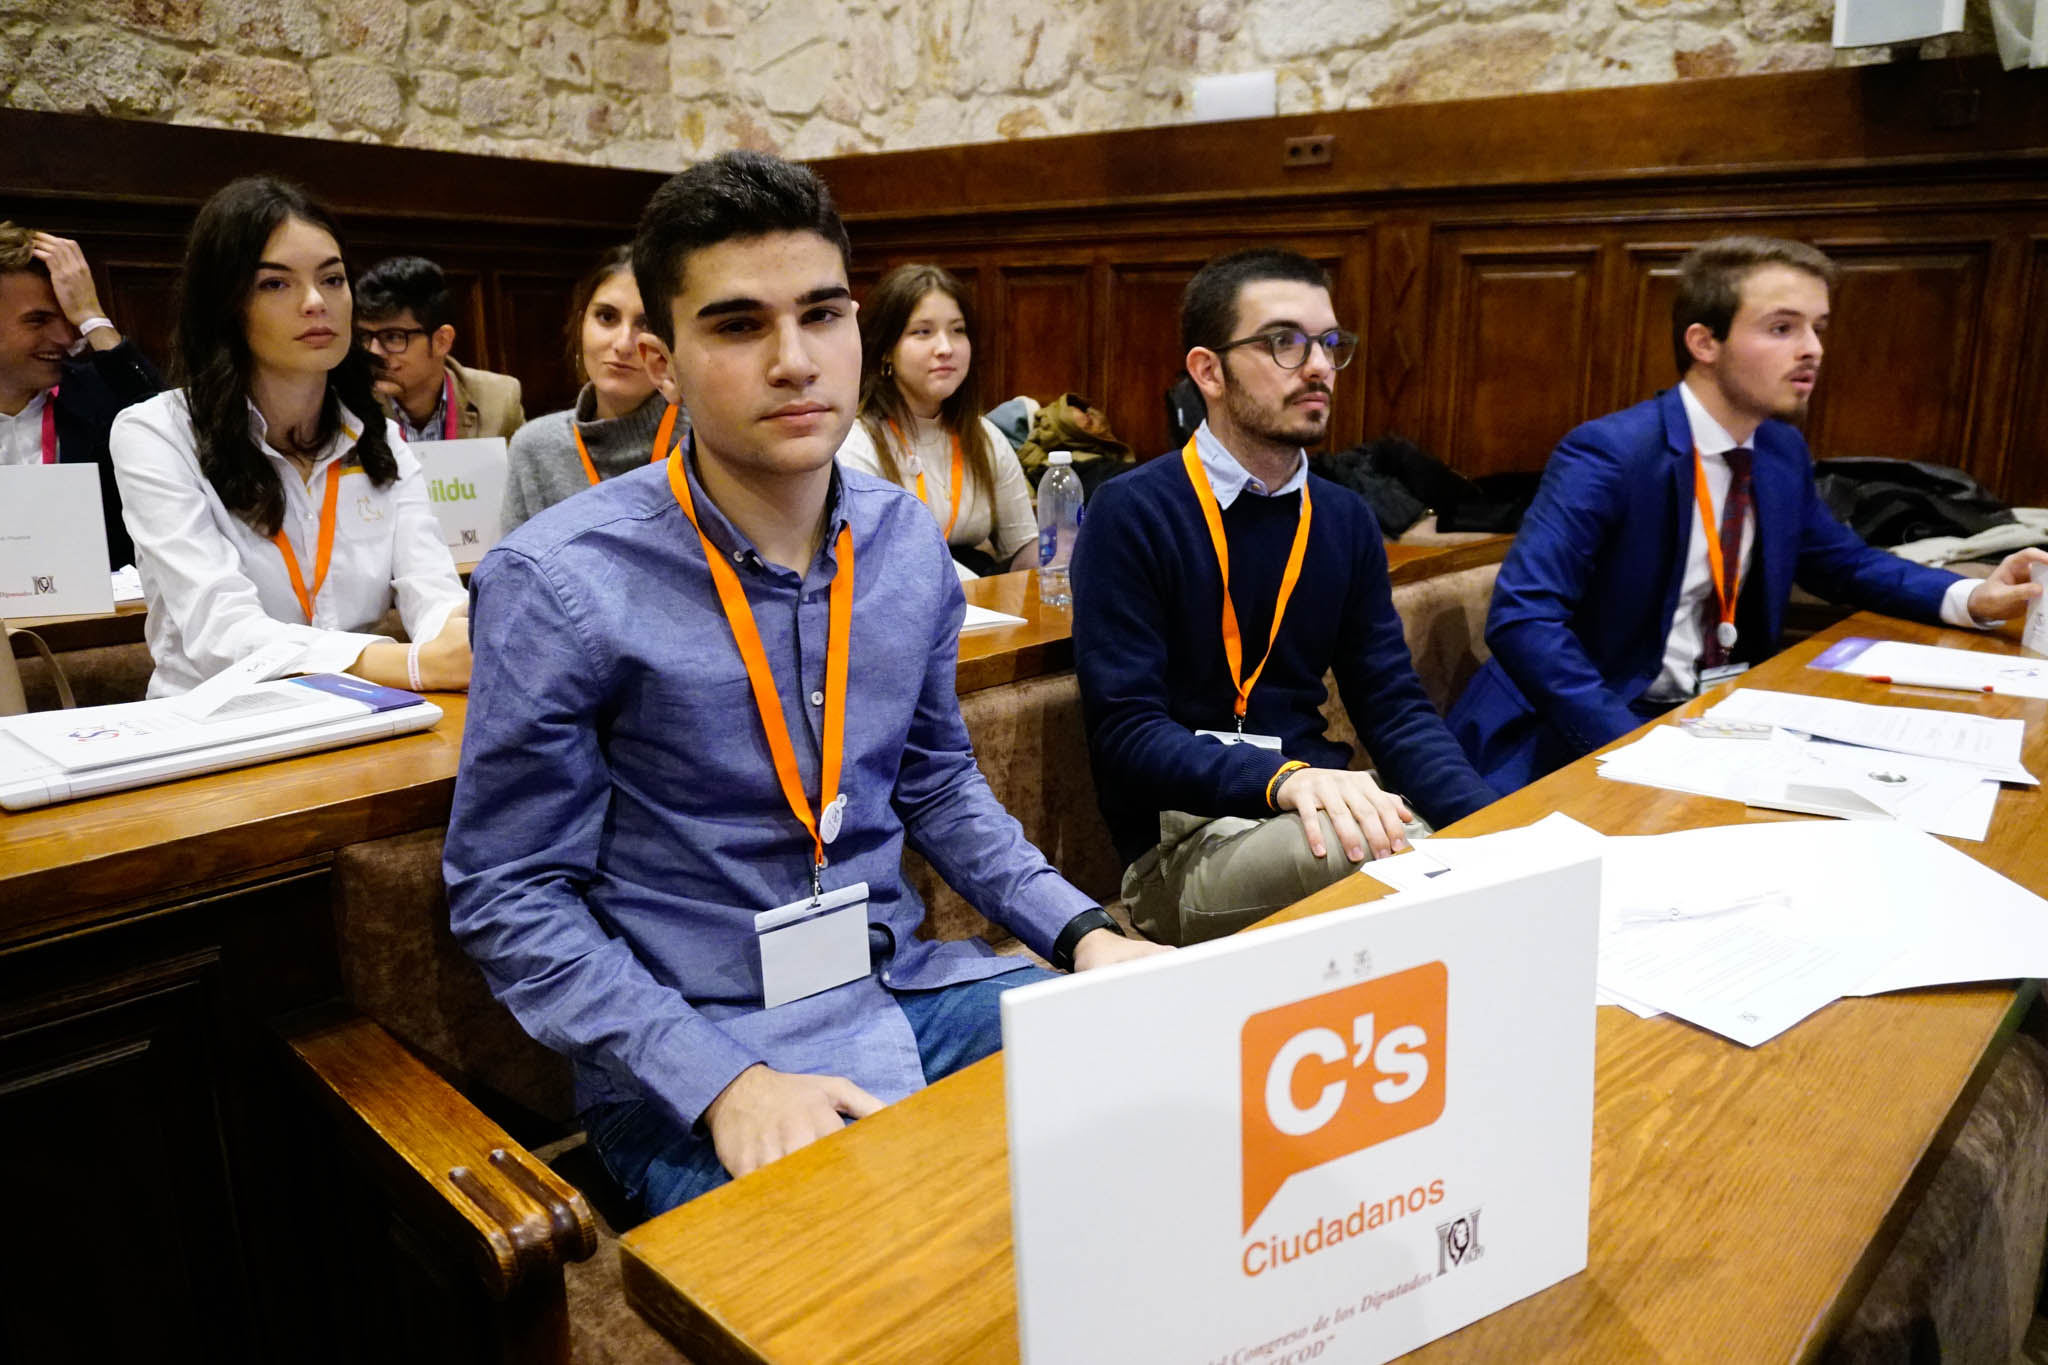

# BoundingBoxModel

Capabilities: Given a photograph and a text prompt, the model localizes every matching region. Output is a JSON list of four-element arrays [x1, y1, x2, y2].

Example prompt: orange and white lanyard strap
[[1691, 447, 1742, 641], [575, 403, 677, 486], [1180, 435, 1313, 726], [887, 420, 963, 539], [667, 448, 852, 886], [272, 459, 343, 623]]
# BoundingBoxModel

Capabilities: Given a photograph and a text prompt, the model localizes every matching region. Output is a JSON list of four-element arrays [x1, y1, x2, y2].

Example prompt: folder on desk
[[0, 675, 441, 810]]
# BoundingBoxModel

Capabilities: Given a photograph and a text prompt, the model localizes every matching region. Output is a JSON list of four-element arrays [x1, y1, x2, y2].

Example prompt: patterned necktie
[[1698, 447, 1754, 672]]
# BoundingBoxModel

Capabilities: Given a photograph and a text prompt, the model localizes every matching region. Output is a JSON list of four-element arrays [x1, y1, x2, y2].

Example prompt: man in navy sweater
[[1071, 249, 1498, 946]]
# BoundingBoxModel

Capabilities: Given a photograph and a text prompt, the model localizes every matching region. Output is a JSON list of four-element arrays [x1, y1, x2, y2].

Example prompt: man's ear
[[638, 332, 682, 407], [1684, 322, 1720, 371], [1185, 346, 1227, 402], [430, 324, 456, 361]]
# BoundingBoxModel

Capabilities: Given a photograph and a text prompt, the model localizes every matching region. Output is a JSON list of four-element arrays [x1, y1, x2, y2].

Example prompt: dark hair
[[1672, 236, 1838, 375], [175, 176, 394, 537], [565, 244, 635, 385], [355, 254, 453, 332], [631, 150, 851, 348], [855, 264, 996, 503], [0, 222, 47, 277], [1181, 248, 1332, 356]]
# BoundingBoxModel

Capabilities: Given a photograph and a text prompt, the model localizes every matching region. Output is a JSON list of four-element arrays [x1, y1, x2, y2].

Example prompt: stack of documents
[[1361, 813, 2048, 1047], [1594, 688, 2033, 840], [0, 671, 439, 810]]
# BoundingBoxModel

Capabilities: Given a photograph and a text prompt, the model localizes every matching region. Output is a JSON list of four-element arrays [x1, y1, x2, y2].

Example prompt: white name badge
[[1697, 663, 1750, 692], [1198, 728, 1284, 751], [410, 437, 509, 565], [755, 880, 872, 1009], [0, 464, 114, 618]]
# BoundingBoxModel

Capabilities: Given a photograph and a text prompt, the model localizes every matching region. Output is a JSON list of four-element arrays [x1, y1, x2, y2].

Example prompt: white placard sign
[[1003, 858, 1599, 1365], [410, 437, 509, 562], [0, 464, 115, 618]]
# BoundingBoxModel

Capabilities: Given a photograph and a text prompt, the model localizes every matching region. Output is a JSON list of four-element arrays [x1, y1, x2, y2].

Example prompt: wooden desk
[[953, 540, 1511, 695], [1383, 533, 1511, 585], [621, 612, 2043, 1364], [0, 694, 471, 948], [956, 570, 1074, 694]]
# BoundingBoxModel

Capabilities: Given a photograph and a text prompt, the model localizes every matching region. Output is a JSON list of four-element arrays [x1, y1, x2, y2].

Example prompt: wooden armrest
[[284, 1010, 598, 1298]]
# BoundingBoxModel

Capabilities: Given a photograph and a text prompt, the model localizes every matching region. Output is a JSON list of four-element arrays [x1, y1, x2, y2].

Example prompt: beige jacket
[[384, 357, 526, 441]]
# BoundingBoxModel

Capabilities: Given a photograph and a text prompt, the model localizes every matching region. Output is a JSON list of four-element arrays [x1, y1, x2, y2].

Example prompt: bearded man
[[1070, 248, 1498, 947]]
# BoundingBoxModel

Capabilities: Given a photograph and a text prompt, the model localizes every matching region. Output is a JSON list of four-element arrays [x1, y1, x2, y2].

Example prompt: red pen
[[1867, 673, 1995, 694]]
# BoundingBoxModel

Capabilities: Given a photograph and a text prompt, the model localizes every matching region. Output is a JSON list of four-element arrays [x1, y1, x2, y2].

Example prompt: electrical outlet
[[1283, 135, 1332, 168]]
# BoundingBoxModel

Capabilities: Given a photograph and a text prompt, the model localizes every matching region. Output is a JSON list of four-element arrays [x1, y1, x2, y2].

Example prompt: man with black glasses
[[1071, 248, 1497, 946], [355, 255, 524, 442]]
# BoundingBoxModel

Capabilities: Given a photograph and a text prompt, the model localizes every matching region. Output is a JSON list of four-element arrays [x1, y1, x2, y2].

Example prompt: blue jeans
[[586, 964, 1056, 1217]]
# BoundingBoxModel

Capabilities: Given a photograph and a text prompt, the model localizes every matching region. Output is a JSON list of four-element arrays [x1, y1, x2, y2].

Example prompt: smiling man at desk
[[1449, 235, 2048, 792], [446, 151, 1162, 1217]]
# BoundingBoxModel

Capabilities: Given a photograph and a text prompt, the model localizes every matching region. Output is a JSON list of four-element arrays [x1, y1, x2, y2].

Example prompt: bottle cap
[[1049, 450, 1073, 466]]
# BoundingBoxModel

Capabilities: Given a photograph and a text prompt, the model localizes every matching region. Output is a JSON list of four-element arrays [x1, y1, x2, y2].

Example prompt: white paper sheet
[[1708, 689, 2035, 784], [1810, 636, 2048, 700], [961, 604, 1028, 631], [1596, 725, 2000, 840]]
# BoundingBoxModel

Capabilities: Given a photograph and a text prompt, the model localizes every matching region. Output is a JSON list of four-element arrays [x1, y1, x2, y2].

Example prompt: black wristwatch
[[1052, 906, 1125, 972]]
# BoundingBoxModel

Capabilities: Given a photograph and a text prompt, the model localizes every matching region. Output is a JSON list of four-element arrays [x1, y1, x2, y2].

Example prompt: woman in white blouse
[[112, 177, 470, 697], [836, 265, 1036, 578]]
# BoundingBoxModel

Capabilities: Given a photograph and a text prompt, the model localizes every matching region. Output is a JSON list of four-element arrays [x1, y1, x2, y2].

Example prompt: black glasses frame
[[1210, 327, 1358, 371], [357, 325, 431, 354]]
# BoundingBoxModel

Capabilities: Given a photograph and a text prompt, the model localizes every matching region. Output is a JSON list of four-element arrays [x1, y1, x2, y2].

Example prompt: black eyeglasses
[[357, 326, 429, 354], [1211, 327, 1357, 371]]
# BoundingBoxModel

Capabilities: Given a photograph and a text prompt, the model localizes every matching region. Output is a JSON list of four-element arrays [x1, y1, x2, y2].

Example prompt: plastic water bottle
[[1036, 450, 1083, 608]]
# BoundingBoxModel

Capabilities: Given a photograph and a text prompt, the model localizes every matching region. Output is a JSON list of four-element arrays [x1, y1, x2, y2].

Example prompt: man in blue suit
[[1448, 236, 2046, 792]]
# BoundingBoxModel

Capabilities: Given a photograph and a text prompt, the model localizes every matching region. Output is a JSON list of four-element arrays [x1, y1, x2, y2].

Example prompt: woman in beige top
[[836, 264, 1036, 578]]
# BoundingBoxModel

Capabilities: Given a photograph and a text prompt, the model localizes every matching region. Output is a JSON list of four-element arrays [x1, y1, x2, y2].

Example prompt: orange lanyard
[[575, 404, 677, 486], [667, 447, 852, 888], [272, 459, 343, 623], [1180, 436, 1313, 726], [887, 420, 962, 539], [1691, 447, 1743, 639]]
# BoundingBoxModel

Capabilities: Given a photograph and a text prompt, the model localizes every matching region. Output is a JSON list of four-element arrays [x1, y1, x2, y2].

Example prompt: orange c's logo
[[1240, 962, 1447, 1232]]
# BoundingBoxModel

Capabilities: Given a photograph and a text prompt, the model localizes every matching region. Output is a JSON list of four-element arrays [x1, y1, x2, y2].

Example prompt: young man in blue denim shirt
[[445, 151, 1165, 1214]]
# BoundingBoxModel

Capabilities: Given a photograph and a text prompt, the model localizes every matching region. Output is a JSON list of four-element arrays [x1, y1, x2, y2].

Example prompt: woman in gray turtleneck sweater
[[500, 246, 686, 533]]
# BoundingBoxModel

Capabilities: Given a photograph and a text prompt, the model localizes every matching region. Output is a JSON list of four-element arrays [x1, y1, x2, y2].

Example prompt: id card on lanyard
[[667, 447, 868, 1008], [1180, 436, 1310, 751]]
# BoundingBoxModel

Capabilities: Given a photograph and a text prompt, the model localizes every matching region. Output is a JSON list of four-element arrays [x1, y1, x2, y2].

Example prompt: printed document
[[1707, 689, 2034, 784]]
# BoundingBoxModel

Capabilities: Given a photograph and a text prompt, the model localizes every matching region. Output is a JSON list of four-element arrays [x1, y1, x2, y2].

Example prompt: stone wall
[[2, 0, 1995, 172]]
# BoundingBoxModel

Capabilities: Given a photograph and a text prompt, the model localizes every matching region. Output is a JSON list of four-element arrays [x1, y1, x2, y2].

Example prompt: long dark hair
[[175, 176, 394, 537], [566, 244, 634, 386], [856, 264, 996, 502]]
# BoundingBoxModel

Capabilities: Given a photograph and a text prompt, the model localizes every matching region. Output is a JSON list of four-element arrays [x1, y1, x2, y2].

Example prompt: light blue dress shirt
[[446, 452, 1094, 1134]]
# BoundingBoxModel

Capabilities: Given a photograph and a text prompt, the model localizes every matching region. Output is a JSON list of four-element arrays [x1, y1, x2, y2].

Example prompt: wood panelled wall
[[6, 57, 2047, 501], [816, 58, 2048, 505], [0, 109, 667, 422]]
